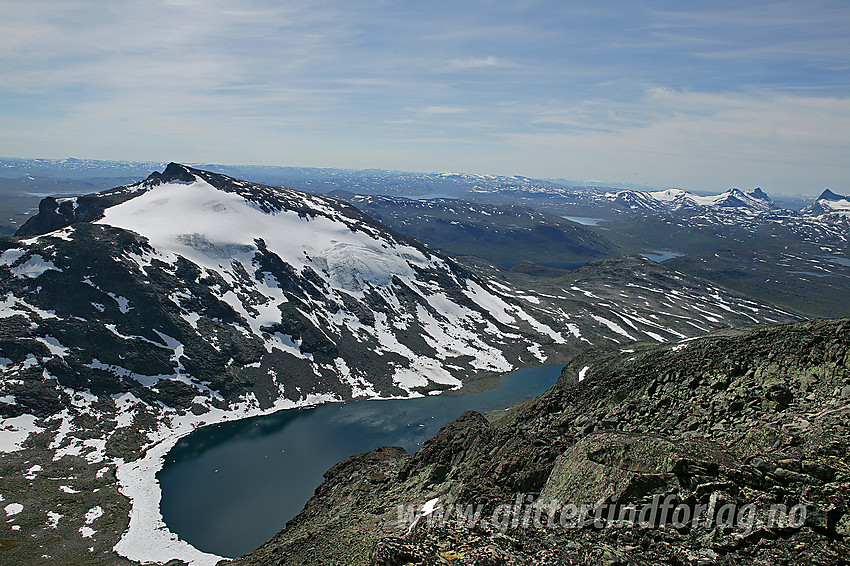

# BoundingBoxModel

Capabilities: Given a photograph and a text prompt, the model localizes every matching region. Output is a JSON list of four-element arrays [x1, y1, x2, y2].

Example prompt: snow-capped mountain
[[1, 162, 803, 430], [802, 189, 850, 218], [3, 164, 799, 414], [0, 162, 801, 447], [641, 187, 774, 214], [511, 185, 776, 218], [8, 163, 579, 409]]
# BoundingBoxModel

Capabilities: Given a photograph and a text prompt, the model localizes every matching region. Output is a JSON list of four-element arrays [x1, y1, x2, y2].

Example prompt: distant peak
[[746, 187, 770, 201], [818, 189, 845, 201]]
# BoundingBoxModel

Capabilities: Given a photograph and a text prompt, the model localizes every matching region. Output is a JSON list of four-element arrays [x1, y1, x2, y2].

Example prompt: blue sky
[[1, 0, 848, 195]]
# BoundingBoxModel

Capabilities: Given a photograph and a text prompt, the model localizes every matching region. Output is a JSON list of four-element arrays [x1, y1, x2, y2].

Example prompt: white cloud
[[448, 56, 506, 70], [416, 106, 469, 115]]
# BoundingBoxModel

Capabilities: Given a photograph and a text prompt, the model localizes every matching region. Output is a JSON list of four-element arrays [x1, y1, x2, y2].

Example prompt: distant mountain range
[[2, 157, 845, 221], [0, 157, 834, 213], [0, 157, 170, 180], [601, 186, 774, 215]]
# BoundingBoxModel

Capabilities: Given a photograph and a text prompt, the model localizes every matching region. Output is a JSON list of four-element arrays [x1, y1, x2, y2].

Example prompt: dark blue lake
[[158, 364, 563, 558]]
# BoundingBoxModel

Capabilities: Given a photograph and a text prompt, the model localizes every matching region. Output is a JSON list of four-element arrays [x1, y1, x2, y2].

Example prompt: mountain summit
[[802, 188, 850, 217], [818, 189, 845, 202]]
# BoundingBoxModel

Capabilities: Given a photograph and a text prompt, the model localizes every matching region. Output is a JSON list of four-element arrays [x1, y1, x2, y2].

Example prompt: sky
[[1, 0, 849, 195]]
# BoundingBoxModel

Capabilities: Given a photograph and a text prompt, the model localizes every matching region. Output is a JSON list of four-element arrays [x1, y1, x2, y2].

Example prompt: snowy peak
[[17, 162, 397, 243], [644, 186, 774, 214], [93, 168, 434, 296], [747, 187, 770, 202], [143, 163, 361, 217], [802, 189, 850, 217], [713, 188, 773, 211], [7, 164, 589, 406], [595, 185, 777, 217]]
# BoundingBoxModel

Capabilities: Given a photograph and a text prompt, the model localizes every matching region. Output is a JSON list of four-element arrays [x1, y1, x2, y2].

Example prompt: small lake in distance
[[158, 364, 564, 558], [642, 250, 685, 262], [561, 215, 607, 226]]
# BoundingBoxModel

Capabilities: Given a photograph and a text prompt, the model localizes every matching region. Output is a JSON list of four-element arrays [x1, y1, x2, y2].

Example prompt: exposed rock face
[[227, 318, 850, 565]]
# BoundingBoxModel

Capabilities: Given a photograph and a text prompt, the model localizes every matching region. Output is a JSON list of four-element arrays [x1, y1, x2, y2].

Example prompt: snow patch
[[464, 280, 516, 325], [46, 511, 62, 528], [0, 249, 25, 266], [4, 503, 23, 517], [24, 464, 42, 480], [0, 414, 42, 453], [527, 343, 547, 363], [35, 335, 69, 358], [11, 254, 61, 278], [85, 506, 103, 524], [107, 293, 132, 313], [590, 314, 637, 341]]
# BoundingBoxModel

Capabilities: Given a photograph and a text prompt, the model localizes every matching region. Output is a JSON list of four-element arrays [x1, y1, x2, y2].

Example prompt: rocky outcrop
[[227, 318, 850, 565]]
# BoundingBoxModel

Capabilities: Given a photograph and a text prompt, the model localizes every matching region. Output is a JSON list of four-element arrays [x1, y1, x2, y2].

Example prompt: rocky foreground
[[228, 318, 850, 565]]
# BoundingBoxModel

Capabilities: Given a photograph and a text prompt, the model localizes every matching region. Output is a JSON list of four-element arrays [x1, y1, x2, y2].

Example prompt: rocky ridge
[[228, 318, 850, 566]]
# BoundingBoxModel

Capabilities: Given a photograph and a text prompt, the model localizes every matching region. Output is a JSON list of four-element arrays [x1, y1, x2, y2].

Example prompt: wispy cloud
[[448, 56, 509, 70], [1, 0, 849, 194], [646, 3, 850, 69], [416, 106, 469, 115], [496, 88, 850, 192]]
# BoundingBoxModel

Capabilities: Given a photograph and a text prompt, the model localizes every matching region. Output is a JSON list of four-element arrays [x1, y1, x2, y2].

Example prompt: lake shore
[[156, 364, 564, 559]]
